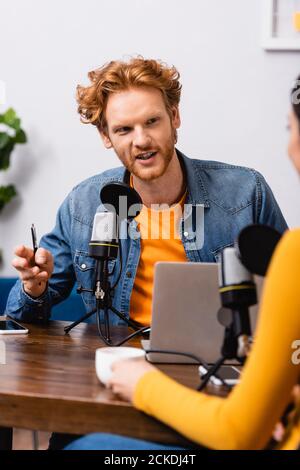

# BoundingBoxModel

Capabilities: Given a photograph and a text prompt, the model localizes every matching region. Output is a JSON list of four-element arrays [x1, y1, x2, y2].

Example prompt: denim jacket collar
[[175, 149, 210, 208]]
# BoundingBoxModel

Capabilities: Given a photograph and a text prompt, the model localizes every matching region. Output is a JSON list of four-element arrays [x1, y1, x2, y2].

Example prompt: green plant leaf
[[0, 132, 10, 149], [10, 118, 21, 131], [0, 184, 17, 212], [3, 108, 21, 131], [0, 141, 14, 170], [3, 108, 17, 125], [14, 129, 27, 143]]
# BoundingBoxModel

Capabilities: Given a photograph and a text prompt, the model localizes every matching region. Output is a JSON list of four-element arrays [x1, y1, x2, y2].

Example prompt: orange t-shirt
[[130, 178, 187, 326]]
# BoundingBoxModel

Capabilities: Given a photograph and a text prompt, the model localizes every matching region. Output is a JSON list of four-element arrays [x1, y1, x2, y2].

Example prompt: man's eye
[[147, 118, 158, 125], [116, 127, 130, 134]]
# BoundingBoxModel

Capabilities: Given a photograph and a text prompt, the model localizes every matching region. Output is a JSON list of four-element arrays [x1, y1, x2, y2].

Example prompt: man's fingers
[[13, 264, 49, 282], [13, 246, 53, 269], [12, 256, 30, 271], [21, 268, 48, 282], [14, 245, 34, 263], [35, 248, 53, 268], [19, 266, 39, 281], [12, 255, 46, 278], [14, 244, 28, 256], [34, 271, 49, 281], [12, 245, 53, 299]]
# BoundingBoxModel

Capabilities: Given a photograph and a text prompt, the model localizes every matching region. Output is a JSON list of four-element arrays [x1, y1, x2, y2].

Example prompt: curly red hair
[[76, 57, 182, 131]]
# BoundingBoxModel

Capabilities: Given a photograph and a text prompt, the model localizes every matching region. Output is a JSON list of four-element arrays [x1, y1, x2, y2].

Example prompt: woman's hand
[[107, 357, 155, 402]]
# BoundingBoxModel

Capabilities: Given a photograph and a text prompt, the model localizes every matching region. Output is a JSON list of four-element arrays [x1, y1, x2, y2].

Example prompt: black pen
[[31, 223, 38, 257], [31, 224, 42, 287]]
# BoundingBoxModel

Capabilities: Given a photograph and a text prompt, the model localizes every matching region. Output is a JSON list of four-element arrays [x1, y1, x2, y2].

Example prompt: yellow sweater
[[133, 229, 300, 450]]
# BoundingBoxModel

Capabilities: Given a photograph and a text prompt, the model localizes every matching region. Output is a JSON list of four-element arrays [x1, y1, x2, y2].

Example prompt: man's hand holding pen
[[12, 227, 54, 299]]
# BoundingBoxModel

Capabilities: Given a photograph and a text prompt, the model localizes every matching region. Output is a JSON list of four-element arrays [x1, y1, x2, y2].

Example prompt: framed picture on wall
[[262, 0, 300, 50]]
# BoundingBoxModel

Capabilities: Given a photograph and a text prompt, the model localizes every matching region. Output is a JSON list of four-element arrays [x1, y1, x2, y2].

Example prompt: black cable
[[111, 235, 123, 291], [144, 349, 230, 390], [94, 299, 230, 390], [94, 314, 231, 388], [197, 356, 227, 391], [112, 326, 151, 346], [95, 301, 150, 347]]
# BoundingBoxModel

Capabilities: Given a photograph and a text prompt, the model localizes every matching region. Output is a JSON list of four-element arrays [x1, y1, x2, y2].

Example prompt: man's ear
[[98, 127, 113, 149], [171, 106, 181, 129]]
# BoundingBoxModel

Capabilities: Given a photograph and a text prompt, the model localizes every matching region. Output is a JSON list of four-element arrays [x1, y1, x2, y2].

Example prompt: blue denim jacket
[[5, 150, 288, 325]]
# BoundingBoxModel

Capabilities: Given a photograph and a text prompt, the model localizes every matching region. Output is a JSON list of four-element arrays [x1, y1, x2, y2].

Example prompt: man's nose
[[132, 128, 152, 148]]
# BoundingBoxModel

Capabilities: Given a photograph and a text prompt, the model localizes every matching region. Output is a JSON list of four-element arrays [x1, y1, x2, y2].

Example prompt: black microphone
[[66, 182, 143, 339], [237, 224, 282, 276], [89, 182, 142, 260], [100, 182, 142, 220], [201, 225, 282, 385], [89, 211, 119, 260], [218, 247, 257, 358], [217, 224, 282, 358]]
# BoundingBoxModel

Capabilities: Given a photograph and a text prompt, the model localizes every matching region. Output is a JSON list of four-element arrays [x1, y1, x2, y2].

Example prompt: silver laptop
[[141, 262, 264, 364]]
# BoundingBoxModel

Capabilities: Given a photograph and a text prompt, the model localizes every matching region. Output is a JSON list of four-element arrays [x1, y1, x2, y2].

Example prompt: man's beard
[[129, 130, 176, 182]]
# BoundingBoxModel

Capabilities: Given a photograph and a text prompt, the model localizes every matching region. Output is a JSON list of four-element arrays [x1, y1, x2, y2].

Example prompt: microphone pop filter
[[100, 182, 142, 220], [237, 224, 282, 276]]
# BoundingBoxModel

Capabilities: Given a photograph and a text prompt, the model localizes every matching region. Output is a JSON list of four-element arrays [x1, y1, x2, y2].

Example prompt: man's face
[[288, 109, 300, 174], [100, 86, 180, 181]]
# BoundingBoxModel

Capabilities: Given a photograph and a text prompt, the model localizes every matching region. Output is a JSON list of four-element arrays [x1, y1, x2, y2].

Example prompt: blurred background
[[1, 0, 300, 275]]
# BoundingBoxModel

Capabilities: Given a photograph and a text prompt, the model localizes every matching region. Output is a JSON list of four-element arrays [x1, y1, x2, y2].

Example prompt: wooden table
[[0, 321, 222, 449]]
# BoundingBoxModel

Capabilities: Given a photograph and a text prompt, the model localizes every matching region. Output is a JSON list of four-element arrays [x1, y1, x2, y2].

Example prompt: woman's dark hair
[[291, 75, 300, 124]]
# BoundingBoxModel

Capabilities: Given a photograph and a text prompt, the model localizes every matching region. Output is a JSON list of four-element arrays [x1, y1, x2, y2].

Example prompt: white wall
[[1, 0, 299, 276]]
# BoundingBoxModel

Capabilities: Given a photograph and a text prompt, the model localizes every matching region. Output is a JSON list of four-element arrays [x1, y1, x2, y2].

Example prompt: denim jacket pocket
[[74, 251, 117, 304], [74, 250, 96, 305]]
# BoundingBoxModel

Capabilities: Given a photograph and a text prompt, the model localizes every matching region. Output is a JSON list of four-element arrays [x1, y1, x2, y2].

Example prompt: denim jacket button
[[81, 263, 87, 269], [126, 271, 132, 278], [184, 231, 189, 237]]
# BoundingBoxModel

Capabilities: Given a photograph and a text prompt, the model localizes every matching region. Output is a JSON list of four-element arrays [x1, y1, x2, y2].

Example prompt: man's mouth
[[135, 151, 157, 161]]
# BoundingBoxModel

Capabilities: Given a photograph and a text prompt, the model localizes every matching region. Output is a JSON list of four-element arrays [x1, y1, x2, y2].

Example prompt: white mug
[[95, 346, 145, 385]]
